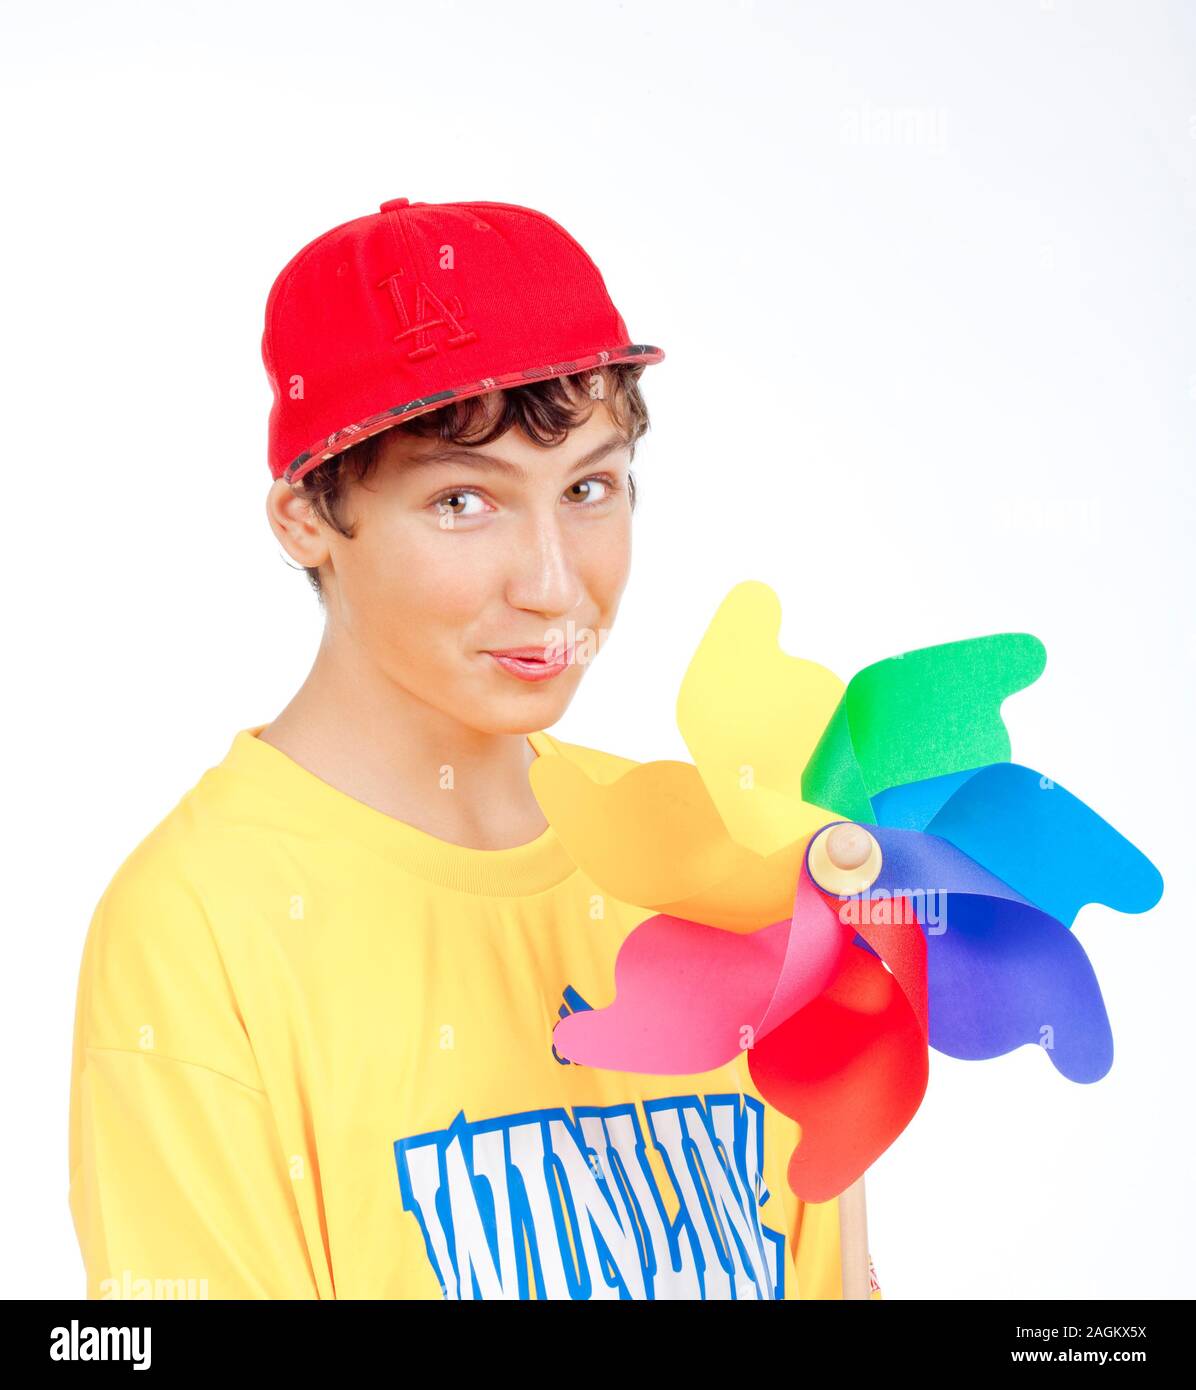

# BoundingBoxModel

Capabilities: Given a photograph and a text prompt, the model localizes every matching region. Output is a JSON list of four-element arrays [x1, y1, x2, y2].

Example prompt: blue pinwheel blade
[[920, 763, 1164, 927]]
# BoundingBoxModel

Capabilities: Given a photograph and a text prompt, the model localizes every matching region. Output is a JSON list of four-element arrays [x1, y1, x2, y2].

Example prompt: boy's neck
[[257, 637, 549, 852]]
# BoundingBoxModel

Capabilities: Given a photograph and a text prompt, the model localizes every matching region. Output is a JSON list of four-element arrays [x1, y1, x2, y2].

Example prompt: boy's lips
[[484, 643, 575, 682]]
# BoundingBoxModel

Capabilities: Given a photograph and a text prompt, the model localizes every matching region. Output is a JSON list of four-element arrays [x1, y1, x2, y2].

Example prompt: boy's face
[[287, 396, 634, 735]]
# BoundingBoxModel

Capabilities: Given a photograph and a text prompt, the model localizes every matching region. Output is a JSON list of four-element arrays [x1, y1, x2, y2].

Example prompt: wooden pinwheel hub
[[807, 822, 884, 897]]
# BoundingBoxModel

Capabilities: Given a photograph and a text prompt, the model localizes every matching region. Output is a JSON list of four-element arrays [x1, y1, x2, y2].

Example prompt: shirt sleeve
[[789, 1193, 884, 1300], [68, 844, 321, 1299]]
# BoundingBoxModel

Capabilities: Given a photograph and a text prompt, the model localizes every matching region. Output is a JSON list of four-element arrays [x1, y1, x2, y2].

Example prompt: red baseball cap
[[261, 196, 665, 484]]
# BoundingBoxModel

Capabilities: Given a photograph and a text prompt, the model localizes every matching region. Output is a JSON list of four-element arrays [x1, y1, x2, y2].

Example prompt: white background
[[2, 0, 1192, 1300]]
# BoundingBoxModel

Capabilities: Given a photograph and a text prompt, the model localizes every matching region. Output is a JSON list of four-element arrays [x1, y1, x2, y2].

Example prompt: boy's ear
[[265, 478, 330, 570]]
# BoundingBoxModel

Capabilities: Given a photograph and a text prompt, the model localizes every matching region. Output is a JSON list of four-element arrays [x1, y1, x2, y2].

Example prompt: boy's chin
[[462, 686, 576, 735]]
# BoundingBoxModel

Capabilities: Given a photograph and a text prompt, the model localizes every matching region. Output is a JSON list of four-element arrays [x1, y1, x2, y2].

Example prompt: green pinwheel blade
[[801, 633, 1047, 822]]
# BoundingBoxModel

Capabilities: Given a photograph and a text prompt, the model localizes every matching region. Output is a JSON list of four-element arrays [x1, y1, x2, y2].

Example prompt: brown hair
[[288, 363, 651, 602]]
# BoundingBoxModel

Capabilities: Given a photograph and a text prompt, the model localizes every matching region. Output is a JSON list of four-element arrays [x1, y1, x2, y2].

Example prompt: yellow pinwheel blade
[[677, 580, 845, 858]]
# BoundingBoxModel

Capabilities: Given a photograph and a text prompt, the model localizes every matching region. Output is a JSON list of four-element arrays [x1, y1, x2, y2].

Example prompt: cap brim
[[281, 343, 665, 484]]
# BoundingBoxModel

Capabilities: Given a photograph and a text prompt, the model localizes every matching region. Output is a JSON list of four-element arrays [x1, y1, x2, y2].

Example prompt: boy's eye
[[566, 476, 612, 504], [433, 490, 487, 519]]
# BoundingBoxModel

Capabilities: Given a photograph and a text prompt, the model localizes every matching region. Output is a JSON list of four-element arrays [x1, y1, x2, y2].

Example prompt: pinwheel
[[529, 581, 1164, 1205]]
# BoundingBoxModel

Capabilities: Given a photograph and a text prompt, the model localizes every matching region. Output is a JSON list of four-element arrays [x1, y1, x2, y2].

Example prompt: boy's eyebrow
[[405, 432, 630, 481]]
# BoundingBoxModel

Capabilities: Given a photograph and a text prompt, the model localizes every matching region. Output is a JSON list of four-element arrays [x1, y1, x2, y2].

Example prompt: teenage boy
[[68, 196, 880, 1300]]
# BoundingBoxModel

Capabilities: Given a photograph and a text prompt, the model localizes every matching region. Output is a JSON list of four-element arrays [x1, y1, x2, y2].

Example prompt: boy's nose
[[502, 517, 587, 616]]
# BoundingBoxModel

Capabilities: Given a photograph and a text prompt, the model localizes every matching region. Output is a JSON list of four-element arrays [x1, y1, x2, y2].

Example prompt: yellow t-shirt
[[68, 725, 882, 1301]]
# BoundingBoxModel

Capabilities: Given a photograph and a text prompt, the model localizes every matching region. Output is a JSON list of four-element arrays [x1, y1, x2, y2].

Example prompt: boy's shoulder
[[77, 764, 265, 1080], [86, 785, 241, 954], [84, 733, 272, 959]]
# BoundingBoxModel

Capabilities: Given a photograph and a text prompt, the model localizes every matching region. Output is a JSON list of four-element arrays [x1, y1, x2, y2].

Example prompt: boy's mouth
[[485, 645, 574, 682]]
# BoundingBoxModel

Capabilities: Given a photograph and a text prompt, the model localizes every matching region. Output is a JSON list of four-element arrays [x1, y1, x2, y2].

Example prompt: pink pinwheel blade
[[552, 874, 849, 1075]]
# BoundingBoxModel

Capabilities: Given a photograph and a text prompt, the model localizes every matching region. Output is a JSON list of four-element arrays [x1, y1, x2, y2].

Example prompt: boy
[[67, 195, 880, 1300]]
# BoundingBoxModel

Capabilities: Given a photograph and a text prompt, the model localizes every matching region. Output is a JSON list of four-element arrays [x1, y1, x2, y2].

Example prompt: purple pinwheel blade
[[918, 891, 1113, 1082], [853, 826, 1113, 1081]]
